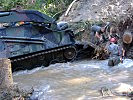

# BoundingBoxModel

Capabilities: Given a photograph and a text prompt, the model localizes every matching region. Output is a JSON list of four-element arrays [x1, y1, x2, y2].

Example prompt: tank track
[[10, 45, 77, 71]]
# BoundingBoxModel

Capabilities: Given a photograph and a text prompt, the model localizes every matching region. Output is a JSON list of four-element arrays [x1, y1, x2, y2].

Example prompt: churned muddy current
[[13, 59, 133, 100]]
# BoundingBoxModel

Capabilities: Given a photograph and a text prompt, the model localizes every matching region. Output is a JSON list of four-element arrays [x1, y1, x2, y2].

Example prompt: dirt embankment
[[60, 0, 133, 22], [59, 0, 133, 42]]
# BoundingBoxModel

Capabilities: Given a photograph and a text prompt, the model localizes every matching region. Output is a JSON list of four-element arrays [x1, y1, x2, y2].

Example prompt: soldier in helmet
[[90, 25, 106, 45], [107, 37, 125, 66], [90, 22, 110, 45], [108, 26, 119, 41]]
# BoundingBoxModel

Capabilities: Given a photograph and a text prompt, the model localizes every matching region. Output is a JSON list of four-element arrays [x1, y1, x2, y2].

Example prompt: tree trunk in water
[[123, 31, 132, 44], [0, 58, 13, 90]]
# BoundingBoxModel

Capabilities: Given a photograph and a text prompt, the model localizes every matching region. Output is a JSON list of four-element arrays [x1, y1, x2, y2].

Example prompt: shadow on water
[[13, 59, 133, 100]]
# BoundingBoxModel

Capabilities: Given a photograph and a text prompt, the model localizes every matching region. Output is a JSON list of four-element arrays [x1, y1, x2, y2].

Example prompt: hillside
[[60, 0, 133, 22]]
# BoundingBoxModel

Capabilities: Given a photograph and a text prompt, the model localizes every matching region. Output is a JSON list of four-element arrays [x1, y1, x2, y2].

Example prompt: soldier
[[90, 25, 105, 45], [108, 26, 119, 41], [107, 38, 124, 66], [90, 22, 110, 45]]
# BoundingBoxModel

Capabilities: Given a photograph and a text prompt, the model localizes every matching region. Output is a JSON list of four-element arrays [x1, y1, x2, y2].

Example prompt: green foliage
[[0, 0, 73, 19], [41, 0, 73, 18], [69, 20, 106, 37], [0, 0, 28, 10]]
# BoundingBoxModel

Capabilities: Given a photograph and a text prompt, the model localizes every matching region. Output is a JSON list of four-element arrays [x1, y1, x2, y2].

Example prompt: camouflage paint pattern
[[0, 10, 75, 58]]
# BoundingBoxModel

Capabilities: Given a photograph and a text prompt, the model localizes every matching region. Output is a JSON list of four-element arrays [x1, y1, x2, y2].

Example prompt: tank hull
[[0, 10, 77, 71]]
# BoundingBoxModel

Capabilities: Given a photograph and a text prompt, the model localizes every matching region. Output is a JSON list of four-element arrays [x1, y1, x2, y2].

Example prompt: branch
[[65, 0, 78, 16]]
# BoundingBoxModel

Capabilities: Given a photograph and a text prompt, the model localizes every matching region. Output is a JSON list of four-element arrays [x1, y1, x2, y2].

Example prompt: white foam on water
[[13, 70, 28, 76], [115, 83, 133, 92], [118, 59, 133, 68], [13, 66, 43, 76], [108, 59, 133, 73], [30, 85, 51, 100], [13, 59, 133, 77], [73, 64, 101, 69]]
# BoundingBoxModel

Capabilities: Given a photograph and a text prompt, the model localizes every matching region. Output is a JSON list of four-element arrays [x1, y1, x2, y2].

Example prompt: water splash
[[30, 85, 51, 100], [13, 66, 43, 76]]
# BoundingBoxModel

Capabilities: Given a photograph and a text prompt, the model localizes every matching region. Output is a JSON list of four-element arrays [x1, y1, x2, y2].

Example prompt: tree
[[0, 0, 73, 19]]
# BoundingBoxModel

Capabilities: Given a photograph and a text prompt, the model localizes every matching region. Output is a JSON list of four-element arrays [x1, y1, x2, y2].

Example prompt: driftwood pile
[[99, 86, 133, 99]]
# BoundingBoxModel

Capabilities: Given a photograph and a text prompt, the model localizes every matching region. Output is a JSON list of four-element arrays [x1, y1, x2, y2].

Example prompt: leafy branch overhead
[[0, 0, 73, 18]]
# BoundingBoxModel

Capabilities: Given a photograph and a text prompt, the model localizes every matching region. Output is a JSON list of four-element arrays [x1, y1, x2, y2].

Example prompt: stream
[[13, 59, 133, 100]]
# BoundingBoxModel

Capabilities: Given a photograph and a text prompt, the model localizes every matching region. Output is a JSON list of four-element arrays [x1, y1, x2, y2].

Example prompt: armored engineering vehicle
[[0, 10, 77, 71]]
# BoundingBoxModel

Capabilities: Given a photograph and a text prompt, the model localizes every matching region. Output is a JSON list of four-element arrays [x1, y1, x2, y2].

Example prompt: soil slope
[[60, 0, 133, 22]]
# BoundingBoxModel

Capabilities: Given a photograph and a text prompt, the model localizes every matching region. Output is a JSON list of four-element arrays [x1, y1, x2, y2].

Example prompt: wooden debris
[[99, 86, 133, 99], [99, 87, 110, 96], [123, 30, 132, 44], [93, 43, 108, 60], [65, 0, 78, 16]]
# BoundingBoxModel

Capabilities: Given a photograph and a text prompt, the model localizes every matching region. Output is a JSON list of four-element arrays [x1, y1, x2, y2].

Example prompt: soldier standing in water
[[107, 38, 125, 66]]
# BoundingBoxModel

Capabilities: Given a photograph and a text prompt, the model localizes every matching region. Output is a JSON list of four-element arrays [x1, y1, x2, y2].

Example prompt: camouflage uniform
[[107, 43, 122, 66], [90, 25, 104, 44]]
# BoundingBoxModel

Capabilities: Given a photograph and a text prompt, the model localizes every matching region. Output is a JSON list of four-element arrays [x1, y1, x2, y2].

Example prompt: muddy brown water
[[13, 59, 133, 100]]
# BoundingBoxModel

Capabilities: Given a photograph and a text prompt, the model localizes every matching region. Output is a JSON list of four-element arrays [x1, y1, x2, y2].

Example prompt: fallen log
[[123, 31, 132, 44], [122, 30, 133, 59], [0, 58, 13, 90], [65, 0, 78, 16]]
